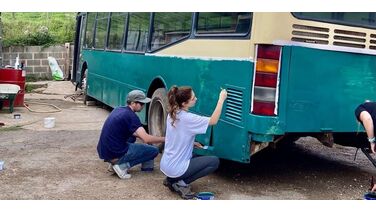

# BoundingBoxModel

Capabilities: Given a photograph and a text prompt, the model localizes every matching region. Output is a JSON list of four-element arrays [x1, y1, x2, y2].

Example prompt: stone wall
[[2, 44, 74, 80]]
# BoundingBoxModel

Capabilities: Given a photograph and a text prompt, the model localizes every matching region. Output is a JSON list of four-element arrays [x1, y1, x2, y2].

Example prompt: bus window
[[94, 12, 110, 49], [292, 12, 376, 29], [108, 12, 127, 50], [125, 13, 150, 52], [196, 12, 252, 35], [84, 12, 96, 48], [151, 13, 192, 51]]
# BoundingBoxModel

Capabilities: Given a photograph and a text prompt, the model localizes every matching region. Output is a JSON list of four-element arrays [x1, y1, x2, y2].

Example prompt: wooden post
[[64, 42, 70, 80]]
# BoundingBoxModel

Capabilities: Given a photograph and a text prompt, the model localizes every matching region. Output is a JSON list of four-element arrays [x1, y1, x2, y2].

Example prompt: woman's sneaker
[[163, 178, 175, 192], [112, 164, 131, 179], [172, 183, 195, 199]]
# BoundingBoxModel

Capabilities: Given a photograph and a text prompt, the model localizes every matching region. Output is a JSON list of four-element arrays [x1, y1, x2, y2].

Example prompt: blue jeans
[[167, 156, 219, 184], [117, 143, 159, 168]]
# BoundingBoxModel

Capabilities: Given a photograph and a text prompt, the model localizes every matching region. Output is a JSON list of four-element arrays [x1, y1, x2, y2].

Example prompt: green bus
[[73, 12, 376, 163]]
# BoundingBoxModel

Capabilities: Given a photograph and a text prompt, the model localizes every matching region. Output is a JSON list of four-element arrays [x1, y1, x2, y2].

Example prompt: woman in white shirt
[[160, 85, 227, 199]]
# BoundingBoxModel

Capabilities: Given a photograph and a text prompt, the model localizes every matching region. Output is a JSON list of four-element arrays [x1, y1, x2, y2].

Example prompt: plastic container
[[44, 117, 55, 128], [364, 192, 376, 200], [196, 192, 215, 200], [0, 68, 26, 107]]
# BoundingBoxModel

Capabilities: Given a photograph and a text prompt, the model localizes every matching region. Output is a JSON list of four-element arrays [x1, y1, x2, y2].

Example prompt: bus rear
[[249, 12, 376, 154]]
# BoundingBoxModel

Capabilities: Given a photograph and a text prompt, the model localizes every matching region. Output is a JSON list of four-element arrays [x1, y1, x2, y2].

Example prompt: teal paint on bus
[[82, 44, 376, 163], [284, 46, 376, 133], [83, 49, 254, 162]]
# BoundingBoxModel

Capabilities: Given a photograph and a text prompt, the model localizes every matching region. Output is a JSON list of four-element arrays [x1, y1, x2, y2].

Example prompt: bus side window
[[84, 12, 96, 48], [151, 13, 192, 51], [236, 14, 252, 33], [108, 12, 127, 50], [125, 13, 149, 52]]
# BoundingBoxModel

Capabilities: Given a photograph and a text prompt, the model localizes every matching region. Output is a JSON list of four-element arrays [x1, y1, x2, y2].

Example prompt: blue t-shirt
[[97, 106, 142, 161]]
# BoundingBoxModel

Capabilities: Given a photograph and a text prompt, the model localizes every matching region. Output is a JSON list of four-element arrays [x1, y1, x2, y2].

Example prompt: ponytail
[[168, 86, 179, 126], [167, 85, 193, 126]]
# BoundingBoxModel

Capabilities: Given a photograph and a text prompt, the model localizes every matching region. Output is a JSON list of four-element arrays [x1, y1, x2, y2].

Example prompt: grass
[[1, 12, 76, 47]]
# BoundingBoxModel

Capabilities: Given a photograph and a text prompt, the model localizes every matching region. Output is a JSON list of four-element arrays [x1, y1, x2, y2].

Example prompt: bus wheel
[[148, 88, 168, 152]]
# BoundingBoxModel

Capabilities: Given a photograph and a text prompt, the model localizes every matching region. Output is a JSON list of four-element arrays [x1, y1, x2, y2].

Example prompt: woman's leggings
[[167, 155, 219, 184]]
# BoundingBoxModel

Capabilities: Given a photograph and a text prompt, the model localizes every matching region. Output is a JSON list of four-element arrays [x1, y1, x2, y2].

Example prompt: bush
[[1, 12, 76, 47]]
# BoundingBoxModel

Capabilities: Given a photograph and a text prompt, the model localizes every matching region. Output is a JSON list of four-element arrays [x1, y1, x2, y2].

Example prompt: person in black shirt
[[355, 101, 376, 153]]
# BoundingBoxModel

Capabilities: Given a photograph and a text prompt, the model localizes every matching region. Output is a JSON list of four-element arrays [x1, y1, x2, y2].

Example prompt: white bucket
[[44, 117, 55, 128], [0, 160, 4, 171]]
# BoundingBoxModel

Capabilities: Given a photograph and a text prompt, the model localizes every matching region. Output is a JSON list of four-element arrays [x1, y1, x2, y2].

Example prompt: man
[[97, 90, 164, 179]]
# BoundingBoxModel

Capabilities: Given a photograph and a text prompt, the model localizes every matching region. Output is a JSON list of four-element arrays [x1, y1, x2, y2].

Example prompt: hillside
[[1, 12, 77, 47]]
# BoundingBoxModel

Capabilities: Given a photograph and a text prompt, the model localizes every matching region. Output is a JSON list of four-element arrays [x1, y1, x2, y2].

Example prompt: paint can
[[13, 114, 21, 119]]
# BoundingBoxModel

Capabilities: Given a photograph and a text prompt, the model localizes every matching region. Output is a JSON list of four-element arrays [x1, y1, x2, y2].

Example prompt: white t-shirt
[[160, 110, 210, 178]]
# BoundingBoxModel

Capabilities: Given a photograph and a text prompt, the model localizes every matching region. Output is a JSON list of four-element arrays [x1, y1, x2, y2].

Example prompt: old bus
[[73, 12, 376, 163]]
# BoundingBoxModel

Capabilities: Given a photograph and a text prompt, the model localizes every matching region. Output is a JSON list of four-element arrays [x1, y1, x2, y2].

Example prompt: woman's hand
[[219, 89, 227, 102], [194, 142, 204, 149]]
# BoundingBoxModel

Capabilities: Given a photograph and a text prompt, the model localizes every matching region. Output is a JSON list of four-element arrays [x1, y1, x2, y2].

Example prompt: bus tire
[[148, 88, 168, 152]]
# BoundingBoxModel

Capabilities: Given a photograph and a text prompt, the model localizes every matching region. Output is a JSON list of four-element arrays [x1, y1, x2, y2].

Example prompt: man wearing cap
[[97, 90, 165, 179]]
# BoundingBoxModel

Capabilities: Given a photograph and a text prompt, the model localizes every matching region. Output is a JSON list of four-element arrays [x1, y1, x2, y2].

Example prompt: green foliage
[[1, 12, 76, 47]]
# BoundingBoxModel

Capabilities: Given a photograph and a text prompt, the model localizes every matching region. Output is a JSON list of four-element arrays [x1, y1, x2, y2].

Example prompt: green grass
[[1, 12, 76, 47]]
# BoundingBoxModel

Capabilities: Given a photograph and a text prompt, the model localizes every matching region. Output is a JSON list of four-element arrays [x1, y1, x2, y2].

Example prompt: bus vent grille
[[225, 88, 243, 122], [370, 34, 376, 50], [291, 24, 329, 44], [333, 29, 366, 49]]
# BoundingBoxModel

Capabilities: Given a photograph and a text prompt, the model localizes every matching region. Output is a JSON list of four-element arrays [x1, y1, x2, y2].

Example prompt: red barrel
[[0, 68, 26, 107]]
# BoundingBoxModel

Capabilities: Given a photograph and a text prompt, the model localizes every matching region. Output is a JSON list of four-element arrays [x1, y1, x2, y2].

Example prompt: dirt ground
[[0, 81, 375, 200]]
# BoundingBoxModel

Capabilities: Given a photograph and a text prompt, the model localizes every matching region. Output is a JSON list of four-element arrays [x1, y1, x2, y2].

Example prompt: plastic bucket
[[0, 160, 4, 171], [0, 68, 26, 107], [364, 192, 376, 200], [44, 117, 55, 128], [196, 192, 215, 200]]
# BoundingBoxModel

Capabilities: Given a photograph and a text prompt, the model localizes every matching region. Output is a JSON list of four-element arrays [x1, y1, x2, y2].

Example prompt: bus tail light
[[251, 44, 281, 116]]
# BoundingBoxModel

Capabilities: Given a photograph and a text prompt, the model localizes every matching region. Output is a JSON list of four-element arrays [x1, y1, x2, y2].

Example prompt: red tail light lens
[[252, 100, 275, 116], [257, 45, 281, 60], [255, 72, 277, 87], [252, 44, 281, 116]]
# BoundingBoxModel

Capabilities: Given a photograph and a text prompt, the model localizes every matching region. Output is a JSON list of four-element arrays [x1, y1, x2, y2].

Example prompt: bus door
[[72, 13, 86, 88]]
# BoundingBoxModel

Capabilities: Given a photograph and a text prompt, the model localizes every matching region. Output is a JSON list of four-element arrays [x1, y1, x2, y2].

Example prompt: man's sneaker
[[172, 183, 195, 199], [163, 178, 175, 192], [112, 164, 131, 179], [107, 163, 114, 173]]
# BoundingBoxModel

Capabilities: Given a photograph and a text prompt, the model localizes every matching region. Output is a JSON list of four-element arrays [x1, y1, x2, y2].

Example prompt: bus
[[73, 12, 376, 164]]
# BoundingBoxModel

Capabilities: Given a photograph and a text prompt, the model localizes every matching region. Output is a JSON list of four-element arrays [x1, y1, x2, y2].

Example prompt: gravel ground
[[0, 81, 375, 200]]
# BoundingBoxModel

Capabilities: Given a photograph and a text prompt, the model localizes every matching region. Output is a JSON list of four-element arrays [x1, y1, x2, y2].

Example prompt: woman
[[160, 86, 227, 199], [355, 101, 376, 153]]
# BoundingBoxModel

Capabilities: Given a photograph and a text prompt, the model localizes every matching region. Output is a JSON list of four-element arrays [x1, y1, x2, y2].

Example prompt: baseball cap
[[127, 90, 151, 103]]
